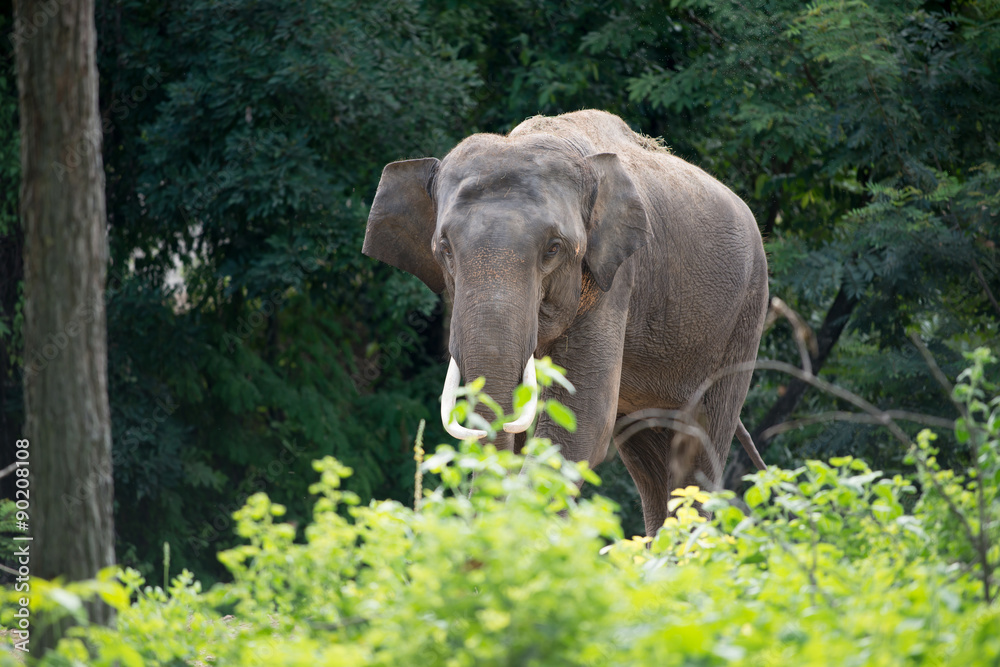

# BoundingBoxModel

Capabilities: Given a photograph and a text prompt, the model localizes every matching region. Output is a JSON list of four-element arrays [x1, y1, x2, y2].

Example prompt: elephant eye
[[545, 241, 561, 258], [440, 238, 452, 257]]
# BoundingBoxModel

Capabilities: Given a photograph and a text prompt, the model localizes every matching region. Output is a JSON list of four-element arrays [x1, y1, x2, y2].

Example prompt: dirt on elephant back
[[520, 112, 671, 155], [635, 133, 672, 154]]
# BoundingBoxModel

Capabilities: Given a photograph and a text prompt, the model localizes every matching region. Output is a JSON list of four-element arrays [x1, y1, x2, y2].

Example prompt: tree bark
[[14, 0, 115, 648], [724, 286, 859, 489]]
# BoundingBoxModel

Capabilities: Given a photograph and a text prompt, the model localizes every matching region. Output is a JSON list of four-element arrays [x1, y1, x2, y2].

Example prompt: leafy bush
[[3, 354, 1000, 665], [908, 347, 1000, 604], [0, 499, 18, 564]]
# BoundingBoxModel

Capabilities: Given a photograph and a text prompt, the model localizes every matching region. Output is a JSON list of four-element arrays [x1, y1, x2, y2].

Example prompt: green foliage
[[3, 0, 998, 600], [428, 0, 674, 133], [0, 499, 19, 563], [88, 0, 478, 581], [6, 356, 1000, 665], [628, 0, 1000, 474], [8, 438, 1000, 665], [0, 15, 22, 383], [908, 347, 1000, 602], [582, 456, 647, 538], [422, 0, 1000, 485], [0, 17, 18, 242]]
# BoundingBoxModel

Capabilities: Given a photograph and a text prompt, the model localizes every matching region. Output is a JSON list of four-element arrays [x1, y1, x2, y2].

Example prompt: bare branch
[[909, 332, 993, 603], [684, 359, 912, 447], [801, 61, 837, 109], [762, 410, 955, 440], [687, 10, 723, 43], [881, 411, 957, 430], [0, 461, 17, 480], [909, 446, 993, 603], [971, 255, 1000, 321], [767, 297, 818, 375], [614, 408, 711, 452], [908, 333, 963, 416]]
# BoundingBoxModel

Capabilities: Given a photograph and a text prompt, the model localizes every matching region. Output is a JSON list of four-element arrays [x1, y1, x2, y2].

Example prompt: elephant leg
[[534, 361, 623, 468], [617, 426, 721, 537], [617, 364, 755, 538], [696, 373, 748, 487], [535, 304, 629, 469], [696, 296, 766, 487], [617, 428, 674, 537]]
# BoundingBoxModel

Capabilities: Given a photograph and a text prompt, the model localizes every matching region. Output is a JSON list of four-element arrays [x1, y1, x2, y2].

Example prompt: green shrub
[[0, 499, 19, 564], [908, 347, 1000, 604], [3, 353, 1000, 665]]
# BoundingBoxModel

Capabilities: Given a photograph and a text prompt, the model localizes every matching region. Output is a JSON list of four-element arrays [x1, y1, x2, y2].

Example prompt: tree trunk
[[14, 0, 115, 649], [724, 286, 859, 490]]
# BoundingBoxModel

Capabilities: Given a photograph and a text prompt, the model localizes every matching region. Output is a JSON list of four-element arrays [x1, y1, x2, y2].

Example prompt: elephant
[[363, 109, 768, 536]]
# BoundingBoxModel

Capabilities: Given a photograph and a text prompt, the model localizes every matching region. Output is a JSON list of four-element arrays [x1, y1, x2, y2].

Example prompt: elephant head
[[363, 134, 651, 448]]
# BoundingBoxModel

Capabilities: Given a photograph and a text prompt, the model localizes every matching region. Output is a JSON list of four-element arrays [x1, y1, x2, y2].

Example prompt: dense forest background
[[0, 0, 997, 582]]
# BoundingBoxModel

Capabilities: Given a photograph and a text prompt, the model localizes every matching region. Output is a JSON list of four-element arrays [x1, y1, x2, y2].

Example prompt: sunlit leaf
[[544, 400, 577, 432]]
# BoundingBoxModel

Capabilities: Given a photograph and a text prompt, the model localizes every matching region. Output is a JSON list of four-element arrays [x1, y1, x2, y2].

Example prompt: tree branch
[[687, 10, 723, 44], [761, 409, 954, 440], [801, 61, 837, 109], [0, 461, 17, 480], [694, 359, 913, 447], [909, 333, 994, 603], [724, 287, 859, 489], [971, 254, 1000, 321]]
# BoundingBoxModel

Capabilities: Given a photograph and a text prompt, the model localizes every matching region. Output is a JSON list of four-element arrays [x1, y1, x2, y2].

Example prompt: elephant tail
[[736, 420, 766, 471]]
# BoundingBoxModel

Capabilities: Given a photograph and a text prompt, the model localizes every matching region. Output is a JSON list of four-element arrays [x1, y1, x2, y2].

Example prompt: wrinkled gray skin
[[364, 110, 768, 536]]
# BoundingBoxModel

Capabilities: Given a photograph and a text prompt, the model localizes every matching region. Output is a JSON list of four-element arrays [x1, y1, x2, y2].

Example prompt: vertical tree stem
[[15, 0, 115, 648]]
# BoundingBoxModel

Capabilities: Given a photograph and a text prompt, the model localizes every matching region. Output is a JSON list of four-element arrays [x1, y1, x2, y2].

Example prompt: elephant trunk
[[441, 283, 539, 449]]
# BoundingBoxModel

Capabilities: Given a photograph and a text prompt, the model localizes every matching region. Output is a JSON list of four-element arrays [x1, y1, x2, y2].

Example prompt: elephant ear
[[363, 157, 445, 293], [584, 153, 653, 292]]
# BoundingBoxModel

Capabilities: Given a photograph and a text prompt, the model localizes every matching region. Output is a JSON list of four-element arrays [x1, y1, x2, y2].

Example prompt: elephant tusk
[[441, 357, 488, 440], [503, 357, 538, 434]]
